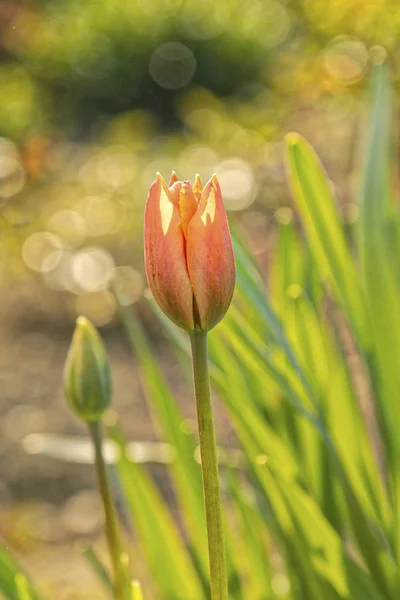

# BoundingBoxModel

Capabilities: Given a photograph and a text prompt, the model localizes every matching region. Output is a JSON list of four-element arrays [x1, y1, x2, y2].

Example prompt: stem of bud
[[88, 421, 128, 600]]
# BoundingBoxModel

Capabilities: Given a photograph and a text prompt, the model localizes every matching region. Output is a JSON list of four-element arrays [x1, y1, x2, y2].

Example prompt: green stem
[[89, 421, 127, 600], [190, 331, 228, 600]]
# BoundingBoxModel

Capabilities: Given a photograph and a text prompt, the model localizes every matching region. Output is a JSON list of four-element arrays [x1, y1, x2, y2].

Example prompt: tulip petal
[[179, 182, 198, 239], [168, 171, 179, 186], [186, 176, 235, 330], [192, 174, 203, 203], [144, 174, 194, 331]]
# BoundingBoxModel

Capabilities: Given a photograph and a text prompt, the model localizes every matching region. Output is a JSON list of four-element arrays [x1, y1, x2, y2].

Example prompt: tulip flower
[[144, 172, 235, 599], [144, 172, 235, 332]]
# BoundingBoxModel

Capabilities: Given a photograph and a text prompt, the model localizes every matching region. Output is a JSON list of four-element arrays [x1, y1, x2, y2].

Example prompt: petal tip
[[169, 171, 179, 186], [211, 174, 220, 189], [193, 173, 203, 195]]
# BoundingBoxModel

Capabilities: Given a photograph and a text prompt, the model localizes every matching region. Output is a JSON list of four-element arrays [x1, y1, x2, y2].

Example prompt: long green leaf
[[0, 547, 42, 600], [15, 575, 33, 600], [285, 132, 371, 351], [109, 424, 205, 600], [114, 290, 208, 576], [358, 55, 400, 568]]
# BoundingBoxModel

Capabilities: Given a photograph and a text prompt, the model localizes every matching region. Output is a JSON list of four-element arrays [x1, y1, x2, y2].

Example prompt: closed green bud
[[64, 316, 111, 423]]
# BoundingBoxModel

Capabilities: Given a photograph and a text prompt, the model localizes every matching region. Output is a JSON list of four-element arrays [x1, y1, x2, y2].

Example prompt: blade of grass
[[226, 471, 277, 600], [287, 288, 390, 531], [0, 547, 42, 600], [285, 133, 371, 352], [109, 423, 205, 600], [113, 289, 208, 576], [358, 53, 400, 568], [78, 542, 113, 593], [15, 575, 33, 600], [130, 580, 144, 600]]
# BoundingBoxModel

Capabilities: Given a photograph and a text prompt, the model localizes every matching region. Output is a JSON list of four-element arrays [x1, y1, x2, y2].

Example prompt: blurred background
[[0, 0, 397, 597]]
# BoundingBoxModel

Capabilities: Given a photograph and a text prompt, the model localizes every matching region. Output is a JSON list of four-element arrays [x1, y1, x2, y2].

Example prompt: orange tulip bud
[[144, 173, 235, 332]]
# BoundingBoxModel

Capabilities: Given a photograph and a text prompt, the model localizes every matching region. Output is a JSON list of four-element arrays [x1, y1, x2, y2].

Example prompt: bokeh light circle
[[112, 266, 144, 306], [243, 1, 290, 48], [48, 210, 87, 248], [77, 196, 122, 236], [41, 251, 75, 291], [22, 232, 63, 273], [178, 3, 229, 39], [70, 247, 116, 293], [215, 159, 256, 211], [149, 42, 196, 90], [78, 149, 137, 192], [0, 157, 25, 198], [74, 291, 116, 326], [178, 145, 218, 179], [324, 36, 368, 82]]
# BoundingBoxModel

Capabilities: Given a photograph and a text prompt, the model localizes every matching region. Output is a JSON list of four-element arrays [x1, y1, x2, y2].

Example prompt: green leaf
[[226, 472, 277, 600], [114, 294, 208, 576], [109, 425, 205, 600], [285, 132, 371, 351], [15, 575, 33, 600], [358, 53, 400, 571], [79, 542, 113, 592], [0, 547, 42, 600], [130, 580, 144, 600]]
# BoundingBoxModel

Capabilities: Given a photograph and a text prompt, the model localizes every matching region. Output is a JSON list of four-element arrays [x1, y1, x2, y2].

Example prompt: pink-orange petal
[[144, 174, 194, 331], [168, 180, 182, 205], [192, 174, 203, 203], [168, 171, 179, 186], [179, 182, 199, 239], [186, 175, 235, 331]]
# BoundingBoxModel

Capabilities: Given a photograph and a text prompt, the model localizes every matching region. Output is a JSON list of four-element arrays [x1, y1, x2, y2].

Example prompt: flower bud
[[144, 173, 235, 332], [64, 316, 111, 423]]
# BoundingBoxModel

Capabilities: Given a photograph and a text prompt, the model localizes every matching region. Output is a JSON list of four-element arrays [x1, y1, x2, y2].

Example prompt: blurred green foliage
[[0, 0, 398, 323], [1, 0, 399, 136]]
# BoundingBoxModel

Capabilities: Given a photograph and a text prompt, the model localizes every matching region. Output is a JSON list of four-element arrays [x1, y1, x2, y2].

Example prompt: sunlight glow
[[200, 187, 216, 225], [160, 185, 174, 235]]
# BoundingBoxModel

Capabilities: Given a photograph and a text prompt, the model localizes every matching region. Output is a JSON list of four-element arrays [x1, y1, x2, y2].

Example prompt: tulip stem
[[88, 421, 128, 600], [190, 331, 228, 600]]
